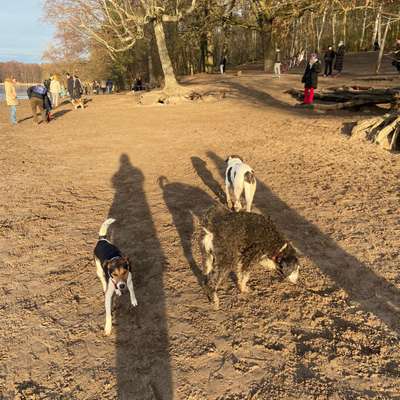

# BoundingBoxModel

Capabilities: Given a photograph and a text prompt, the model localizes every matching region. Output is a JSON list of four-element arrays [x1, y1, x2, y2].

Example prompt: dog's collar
[[271, 243, 287, 263]]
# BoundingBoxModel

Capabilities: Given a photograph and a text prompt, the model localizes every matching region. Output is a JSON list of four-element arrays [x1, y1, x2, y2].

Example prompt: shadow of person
[[158, 176, 216, 286], [51, 109, 72, 119], [191, 156, 226, 204], [205, 151, 400, 335], [108, 154, 172, 400]]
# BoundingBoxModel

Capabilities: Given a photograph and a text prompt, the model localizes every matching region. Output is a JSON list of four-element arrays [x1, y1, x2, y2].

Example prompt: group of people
[[3, 71, 86, 125], [91, 79, 114, 95], [3, 77, 55, 125], [299, 42, 346, 105]]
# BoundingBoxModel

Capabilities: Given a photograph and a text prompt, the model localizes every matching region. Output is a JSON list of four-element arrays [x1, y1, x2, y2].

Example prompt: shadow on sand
[[196, 151, 400, 335], [158, 176, 216, 286], [107, 154, 172, 400]]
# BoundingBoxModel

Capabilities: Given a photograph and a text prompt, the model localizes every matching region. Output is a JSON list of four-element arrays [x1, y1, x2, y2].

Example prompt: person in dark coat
[[27, 84, 52, 124], [334, 41, 345, 75], [106, 79, 113, 94], [301, 53, 321, 105], [72, 73, 83, 99], [373, 41, 380, 51], [323, 46, 336, 76], [66, 73, 74, 97], [392, 39, 400, 73]]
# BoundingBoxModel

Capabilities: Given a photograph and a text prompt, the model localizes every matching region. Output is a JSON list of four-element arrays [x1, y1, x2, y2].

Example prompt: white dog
[[225, 155, 256, 212], [94, 218, 138, 336]]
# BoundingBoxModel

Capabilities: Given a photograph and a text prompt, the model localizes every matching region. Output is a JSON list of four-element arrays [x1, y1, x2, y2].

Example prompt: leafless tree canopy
[[5, 0, 398, 87]]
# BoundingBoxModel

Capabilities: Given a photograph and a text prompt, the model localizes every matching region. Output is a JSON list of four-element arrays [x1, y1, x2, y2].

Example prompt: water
[[0, 84, 32, 101]]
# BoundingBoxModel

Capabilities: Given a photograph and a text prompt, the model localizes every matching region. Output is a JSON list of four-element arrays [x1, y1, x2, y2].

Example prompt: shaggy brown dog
[[199, 206, 300, 309]]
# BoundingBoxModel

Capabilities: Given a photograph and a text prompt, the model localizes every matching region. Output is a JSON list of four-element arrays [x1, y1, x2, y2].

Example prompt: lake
[[0, 84, 36, 101]]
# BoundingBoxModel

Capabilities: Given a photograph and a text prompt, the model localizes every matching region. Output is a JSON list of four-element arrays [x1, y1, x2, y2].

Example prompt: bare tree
[[45, 0, 197, 92]]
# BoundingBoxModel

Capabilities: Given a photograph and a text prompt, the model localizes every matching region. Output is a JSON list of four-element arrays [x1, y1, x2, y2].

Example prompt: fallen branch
[[286, 86, 400, 110], [350, 112, 400, 151]]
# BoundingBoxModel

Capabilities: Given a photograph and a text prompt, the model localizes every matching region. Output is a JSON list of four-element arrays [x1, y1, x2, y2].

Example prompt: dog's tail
[[99, 218, 116, 238], [157, 176, 169, 189], [244, 170, 256, 184]]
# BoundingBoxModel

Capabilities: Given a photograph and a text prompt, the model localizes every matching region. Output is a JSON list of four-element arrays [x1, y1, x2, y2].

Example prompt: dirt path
[[1, 73, 400, 399]]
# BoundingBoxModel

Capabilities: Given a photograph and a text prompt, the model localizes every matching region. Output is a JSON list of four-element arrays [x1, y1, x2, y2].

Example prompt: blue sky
[[0, 0, 55, 63]]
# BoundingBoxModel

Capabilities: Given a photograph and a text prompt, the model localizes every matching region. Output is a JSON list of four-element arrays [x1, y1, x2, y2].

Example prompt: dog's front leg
[[127, 272, 138, 307], [95, 258, 107, 293], [104, 283, 115, 336]]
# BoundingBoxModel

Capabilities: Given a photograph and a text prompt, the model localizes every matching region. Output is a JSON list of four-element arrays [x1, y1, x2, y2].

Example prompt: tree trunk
[[148, 53, 155, 86], [153, 19, 180, 91], [332, 13, 336, 47], [372, 5, 382, 46], [359, 4, 368, 50], [378, 11, 382, 45], [199, 39, 206, 72], [205, 30, 214, 73], [342, 10, 347, 44], [260, 18, 274, 72], [376, 20, 391, 74], [316, 8, 327, 53]]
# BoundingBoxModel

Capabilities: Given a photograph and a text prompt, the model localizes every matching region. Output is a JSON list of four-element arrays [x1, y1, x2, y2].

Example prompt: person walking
[[100, 80, 107, 94], [72, 73, 83, 99], [334, 41, 345, 76], [273, 49, 282, 78], [323, 46, 336, 76], [27, 84, 50, 124], [50, 75, 61, 108], [301, 53, 321, 105], [66, 73, 74, 97], [4, 76, 18, 125], [106, 79, 113, 94], [219, 56, 227, 74]]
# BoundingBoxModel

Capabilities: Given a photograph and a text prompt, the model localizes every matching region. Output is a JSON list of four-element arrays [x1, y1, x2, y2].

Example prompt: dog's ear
[[123, 256, 131, 271], [225, 156, 231, 163], [229, 154, 243, 162], [272, 243, 288, 262]]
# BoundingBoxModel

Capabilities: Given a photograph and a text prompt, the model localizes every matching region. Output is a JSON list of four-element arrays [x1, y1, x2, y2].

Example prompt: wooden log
[[287, 88, 399, 107], [390, 127, 400, 151], [374, 117, 400, 149], [350, 112, 400, 151]]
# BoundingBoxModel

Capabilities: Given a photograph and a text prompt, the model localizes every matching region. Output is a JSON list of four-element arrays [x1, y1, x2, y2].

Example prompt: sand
[[1, 63, 400, 399]]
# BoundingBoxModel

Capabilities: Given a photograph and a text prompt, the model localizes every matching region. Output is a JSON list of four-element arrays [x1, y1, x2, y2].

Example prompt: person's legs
[[324, 63, 329, 76], [277, 63, 281, 76], [9, 105, 17, 124], [38, 101, 47, 122], [30, 99, 39, 123], [309, 87, 315, 103], [304, 87, 310, 104], [274, 63, 278, 76], [53, 93, 59, 108]]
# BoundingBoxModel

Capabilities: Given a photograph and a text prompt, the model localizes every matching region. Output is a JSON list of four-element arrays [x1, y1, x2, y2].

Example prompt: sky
[[0, 0, 55, 63]]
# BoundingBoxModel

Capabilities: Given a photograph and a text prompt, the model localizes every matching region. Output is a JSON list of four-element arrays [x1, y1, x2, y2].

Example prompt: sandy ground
[[1, 57, 400, 399]]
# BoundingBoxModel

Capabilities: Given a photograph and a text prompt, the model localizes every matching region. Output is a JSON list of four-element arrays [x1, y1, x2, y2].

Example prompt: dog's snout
[[118, 283, 126, 289]]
